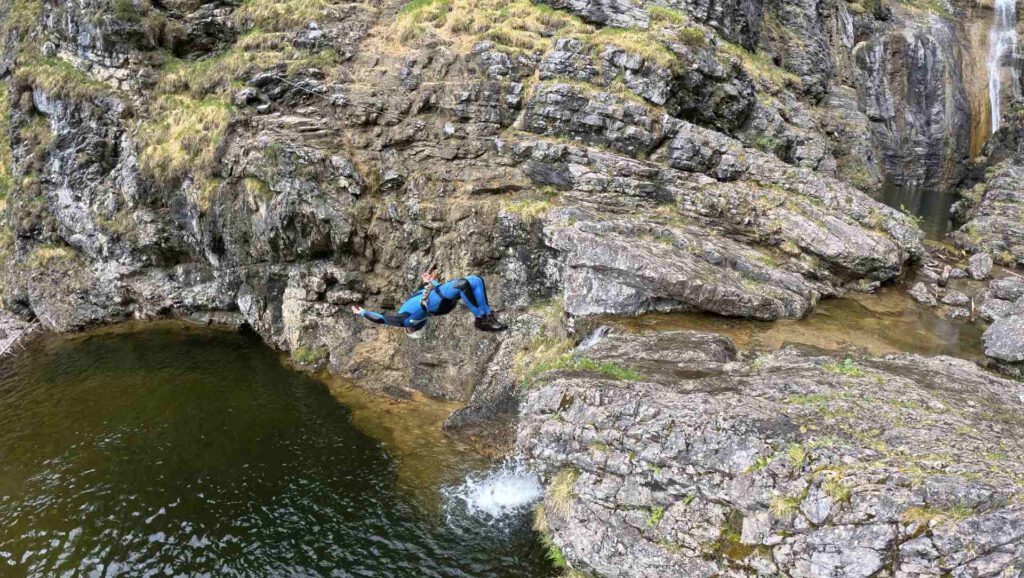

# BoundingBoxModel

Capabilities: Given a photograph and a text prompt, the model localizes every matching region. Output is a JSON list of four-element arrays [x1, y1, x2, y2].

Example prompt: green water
[[0, 326, 553, 577], [877, 183, 959, 239]]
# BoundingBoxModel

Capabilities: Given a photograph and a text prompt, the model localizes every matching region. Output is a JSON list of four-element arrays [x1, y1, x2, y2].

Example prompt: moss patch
[[0, 81, 12, 202], [26, 244, 77, 269], [15, 56, 113, 101], [292, 346, 328, 364]]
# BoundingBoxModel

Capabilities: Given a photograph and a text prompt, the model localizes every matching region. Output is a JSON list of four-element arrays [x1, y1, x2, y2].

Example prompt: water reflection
[[876, 183, 959, 239], [0, 324, 553, 577], [602, 285, 984, 359]]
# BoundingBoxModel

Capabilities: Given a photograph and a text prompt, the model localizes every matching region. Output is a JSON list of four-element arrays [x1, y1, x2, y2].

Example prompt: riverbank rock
[[984, 314, 1024, 363], [0, 311, 37, 358], [518, 330, 1024, 578], [908, 281, 937, 306], [969, 252, 994, 280], [953, 109, 1024, 268]]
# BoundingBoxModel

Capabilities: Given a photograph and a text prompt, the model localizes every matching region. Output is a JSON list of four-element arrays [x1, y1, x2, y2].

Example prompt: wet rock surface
[[518, 330, 1024, 578]]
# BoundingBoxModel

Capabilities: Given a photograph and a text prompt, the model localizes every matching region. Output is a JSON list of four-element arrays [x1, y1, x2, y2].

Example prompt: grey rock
[[978, 296, 1018, 323], [852, 13, 971, 191], [522, 82, 668, 158], [943, 306, 971, 321], [990, 277, 1024, 302], [969, 253, 994, 280], [544, 208, 825, 320], [983, 314, 1024, 362], [940, 290, 969, 307], [908, 282, 937, 306], [951, 115, 1024, 267]]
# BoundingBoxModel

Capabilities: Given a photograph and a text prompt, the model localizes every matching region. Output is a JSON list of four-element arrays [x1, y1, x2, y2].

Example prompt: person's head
[[405, 322, 426, 339]]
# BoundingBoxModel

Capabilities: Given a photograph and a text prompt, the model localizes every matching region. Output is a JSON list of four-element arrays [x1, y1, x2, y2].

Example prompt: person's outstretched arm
[[351, 306, 410, 327]]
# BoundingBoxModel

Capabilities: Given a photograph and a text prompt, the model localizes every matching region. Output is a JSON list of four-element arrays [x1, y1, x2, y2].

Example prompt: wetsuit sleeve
[[360, 310, 411, 327]]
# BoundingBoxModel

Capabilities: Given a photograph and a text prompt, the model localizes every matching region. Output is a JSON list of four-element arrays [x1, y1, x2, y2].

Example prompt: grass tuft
[[0, 81, 11, 202], [822, 475, 852, 502], [720, 42, 800, 89], [548, 467, 579, 517], [138, 96, 234, 199], [769, 493, 802, 520], [26, 244, 76, 269], [233, 0, 351, 32], [592, 27, 678, 69], [539, 532, 566, 568], [392, 0, 592, 54], [15, 56, 112, 101], [901, 505, 973, 527], [786, 443, 807, 469], [824, 357, 865, 378], [646, 505, 665, 528]]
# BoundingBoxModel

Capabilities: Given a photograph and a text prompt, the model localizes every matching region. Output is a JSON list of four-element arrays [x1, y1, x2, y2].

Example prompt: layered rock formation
[[519, 330, 1024, 577], [953, 108, 1024, 270], [0, 0, 950, 400]]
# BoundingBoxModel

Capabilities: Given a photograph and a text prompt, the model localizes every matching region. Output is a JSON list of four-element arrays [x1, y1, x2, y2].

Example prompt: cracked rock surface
[[518, 330, 1024, 578]]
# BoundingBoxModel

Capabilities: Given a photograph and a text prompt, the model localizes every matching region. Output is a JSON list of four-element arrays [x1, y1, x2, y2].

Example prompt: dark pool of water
[[0, 326, 553, 577], [876, 183, 960, 239]]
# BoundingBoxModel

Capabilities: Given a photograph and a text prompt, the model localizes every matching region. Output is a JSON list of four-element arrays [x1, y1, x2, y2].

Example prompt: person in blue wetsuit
[[351, 272, 508, 337]]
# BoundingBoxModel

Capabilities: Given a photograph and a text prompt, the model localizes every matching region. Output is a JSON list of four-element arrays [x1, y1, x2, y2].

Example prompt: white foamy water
[[443, 460, 543, 523], [989, 0, 1019, 132]]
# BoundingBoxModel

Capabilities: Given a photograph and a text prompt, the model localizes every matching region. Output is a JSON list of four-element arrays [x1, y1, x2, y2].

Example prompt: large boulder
[[518, 330, 1024, 578]]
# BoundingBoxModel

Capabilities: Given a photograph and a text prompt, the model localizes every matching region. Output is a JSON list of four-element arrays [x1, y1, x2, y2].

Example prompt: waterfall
[[988, 0, 1019, 132]]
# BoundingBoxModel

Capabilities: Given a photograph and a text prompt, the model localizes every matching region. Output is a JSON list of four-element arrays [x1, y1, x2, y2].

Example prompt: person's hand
[[421, 271, 437, 284], [351, 306, 364, 315]]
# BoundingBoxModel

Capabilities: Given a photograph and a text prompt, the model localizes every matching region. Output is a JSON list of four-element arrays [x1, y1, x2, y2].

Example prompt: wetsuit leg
[[436, 277, 492, 318], [465, 276, 491, 315]]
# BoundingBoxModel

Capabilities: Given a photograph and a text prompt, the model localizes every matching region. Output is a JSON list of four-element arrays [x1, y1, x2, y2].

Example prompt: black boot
[[474, 313, 508, 332]]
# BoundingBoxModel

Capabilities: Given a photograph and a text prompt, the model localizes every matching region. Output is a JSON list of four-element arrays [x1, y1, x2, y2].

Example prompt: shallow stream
[[603, 284, 984, 359], [0, 324, 553, 577]]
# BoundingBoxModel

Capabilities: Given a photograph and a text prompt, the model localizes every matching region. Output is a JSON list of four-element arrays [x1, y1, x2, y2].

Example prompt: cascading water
[[988, 0, 1019, 132]]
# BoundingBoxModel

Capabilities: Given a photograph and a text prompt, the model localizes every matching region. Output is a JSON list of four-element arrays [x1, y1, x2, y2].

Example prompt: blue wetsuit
[[360, 276, 493, 330]]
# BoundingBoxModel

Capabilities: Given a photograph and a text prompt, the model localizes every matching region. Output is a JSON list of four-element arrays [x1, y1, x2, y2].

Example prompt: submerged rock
[[908, 282, 937, 306], [519, 331, 1024, 578]]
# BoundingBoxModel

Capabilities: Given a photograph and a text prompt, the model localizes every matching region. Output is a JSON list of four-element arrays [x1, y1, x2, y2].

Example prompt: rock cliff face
[[519, 330, 1024, 577], [853, 11, 972, 191], [0, 0, 945, 399], [953, 108, 1024, 270]]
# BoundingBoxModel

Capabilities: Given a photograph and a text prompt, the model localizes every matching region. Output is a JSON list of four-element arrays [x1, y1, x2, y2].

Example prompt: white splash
[[988, 0, 1019, 132], [443, 460, 543, 522]]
